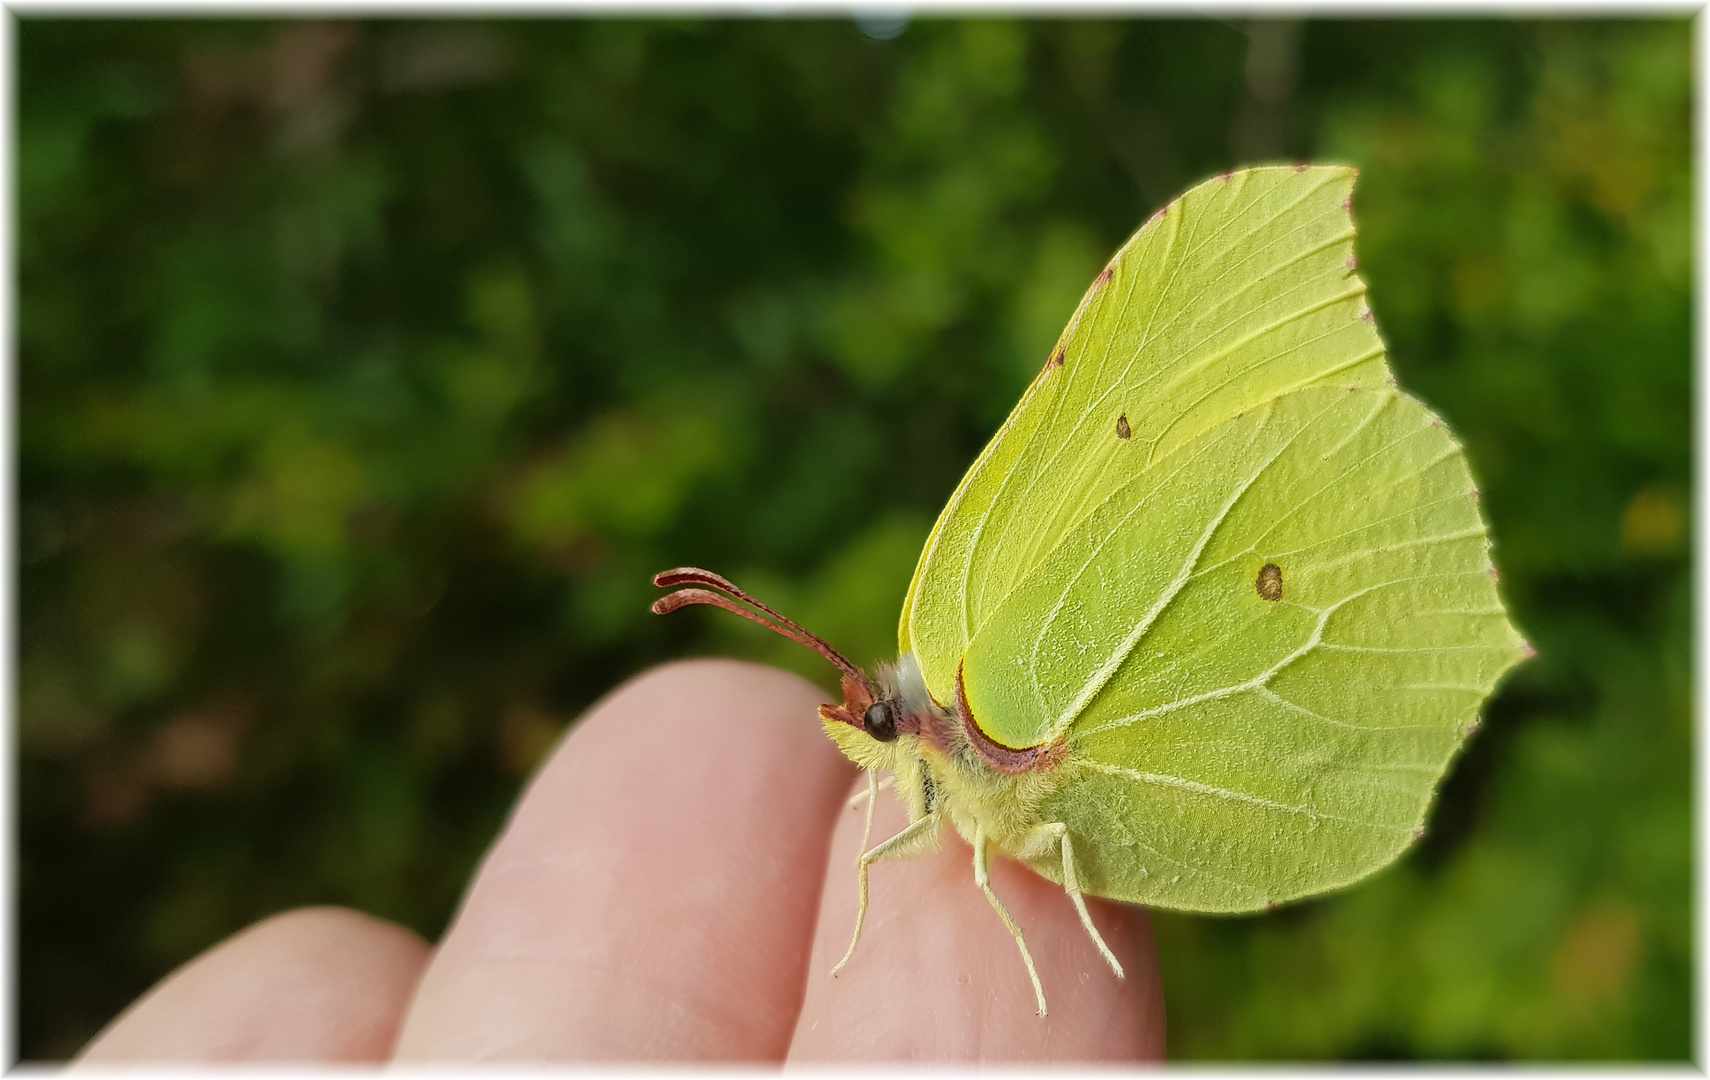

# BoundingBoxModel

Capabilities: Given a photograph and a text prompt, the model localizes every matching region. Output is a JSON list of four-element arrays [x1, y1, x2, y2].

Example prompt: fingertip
[[393, 658, 856, 1061], [575, 658, 837, 764], [510, 657, 851, 859], [76, 906, 430, 1064]]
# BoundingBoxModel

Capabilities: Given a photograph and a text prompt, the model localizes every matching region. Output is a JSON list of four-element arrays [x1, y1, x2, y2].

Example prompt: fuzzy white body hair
[[876, 652, 943, 729]]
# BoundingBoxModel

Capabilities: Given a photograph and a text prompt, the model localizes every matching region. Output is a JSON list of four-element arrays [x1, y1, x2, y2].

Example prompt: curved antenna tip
[[648, 567, 873, 692]]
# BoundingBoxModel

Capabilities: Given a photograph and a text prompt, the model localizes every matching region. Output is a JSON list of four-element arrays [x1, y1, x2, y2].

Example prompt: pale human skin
[[75, 660, 1166, 1063]]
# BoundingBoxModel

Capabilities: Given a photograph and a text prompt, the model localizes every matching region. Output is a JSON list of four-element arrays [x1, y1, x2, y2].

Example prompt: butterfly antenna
[[652, 567, 875, 693]]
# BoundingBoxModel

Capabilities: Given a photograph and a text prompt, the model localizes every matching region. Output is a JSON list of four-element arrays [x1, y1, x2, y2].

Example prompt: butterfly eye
[[863, 701, 899, 742]]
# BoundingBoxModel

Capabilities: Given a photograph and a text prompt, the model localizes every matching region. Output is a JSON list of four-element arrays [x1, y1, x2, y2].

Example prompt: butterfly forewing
[[904, 167, 1391, 715]]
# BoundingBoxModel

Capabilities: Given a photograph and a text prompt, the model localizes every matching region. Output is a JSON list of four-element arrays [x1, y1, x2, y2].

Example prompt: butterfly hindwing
[[964, 385, 1525, 909]]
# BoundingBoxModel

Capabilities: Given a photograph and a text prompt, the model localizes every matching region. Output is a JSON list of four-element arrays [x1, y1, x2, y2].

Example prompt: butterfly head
[[808, 668, 904, 762], [815, 653, 961, 776]]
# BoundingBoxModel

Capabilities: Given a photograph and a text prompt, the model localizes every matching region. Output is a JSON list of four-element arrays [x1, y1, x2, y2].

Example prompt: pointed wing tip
[[1220, 162, 1358, 180], [1188, 164, 1362, 216]]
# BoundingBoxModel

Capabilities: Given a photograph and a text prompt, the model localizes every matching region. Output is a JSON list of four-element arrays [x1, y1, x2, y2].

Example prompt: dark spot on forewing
[[1116, 414, 1131, 439], [1094, 265, 1114, 288], [1046, 347, 1065, 371], [1256, 563, 1283, 602]]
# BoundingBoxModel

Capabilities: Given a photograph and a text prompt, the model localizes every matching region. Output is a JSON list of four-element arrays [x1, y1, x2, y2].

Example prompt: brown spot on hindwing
[[1115, 413, 1131, 439], [1256, 563, 1284, 602]]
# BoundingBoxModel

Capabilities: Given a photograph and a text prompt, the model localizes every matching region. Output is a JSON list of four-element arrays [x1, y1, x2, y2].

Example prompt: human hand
[[76, 660, 1166, 1063]]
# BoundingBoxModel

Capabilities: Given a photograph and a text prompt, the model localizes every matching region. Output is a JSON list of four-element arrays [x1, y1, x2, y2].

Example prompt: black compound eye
[[862, 700, 899, 742]]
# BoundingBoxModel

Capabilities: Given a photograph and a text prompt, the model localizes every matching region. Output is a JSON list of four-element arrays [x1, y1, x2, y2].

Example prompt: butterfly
[[653, 165, 1529, 1016]]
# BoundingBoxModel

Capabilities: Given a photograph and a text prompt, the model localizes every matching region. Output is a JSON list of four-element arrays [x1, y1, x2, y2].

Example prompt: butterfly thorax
[[819, 653, 1073, 853]]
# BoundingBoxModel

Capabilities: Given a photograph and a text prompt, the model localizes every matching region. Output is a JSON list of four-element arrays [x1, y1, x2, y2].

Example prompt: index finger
[[392, 659, 854, 1061]]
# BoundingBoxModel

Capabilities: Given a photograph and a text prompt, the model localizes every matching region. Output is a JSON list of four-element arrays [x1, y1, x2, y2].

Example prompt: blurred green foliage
[[18, 17, 1689, 1060]]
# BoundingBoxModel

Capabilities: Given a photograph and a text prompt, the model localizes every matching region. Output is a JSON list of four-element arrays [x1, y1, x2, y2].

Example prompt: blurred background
[[18, 16, 1689, 1061]]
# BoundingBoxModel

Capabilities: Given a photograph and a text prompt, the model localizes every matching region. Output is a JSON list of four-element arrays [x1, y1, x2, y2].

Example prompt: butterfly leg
[[830, 811, 940, 977], [845, 771, 895, 810], [972, 826, 1049, 1017], [854, 770, 878, 856], [1031, 821, 1124, 979]]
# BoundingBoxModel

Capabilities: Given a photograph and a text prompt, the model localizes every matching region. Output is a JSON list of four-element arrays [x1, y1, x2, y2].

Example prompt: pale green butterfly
[[654, 164, 1530, 1016]]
